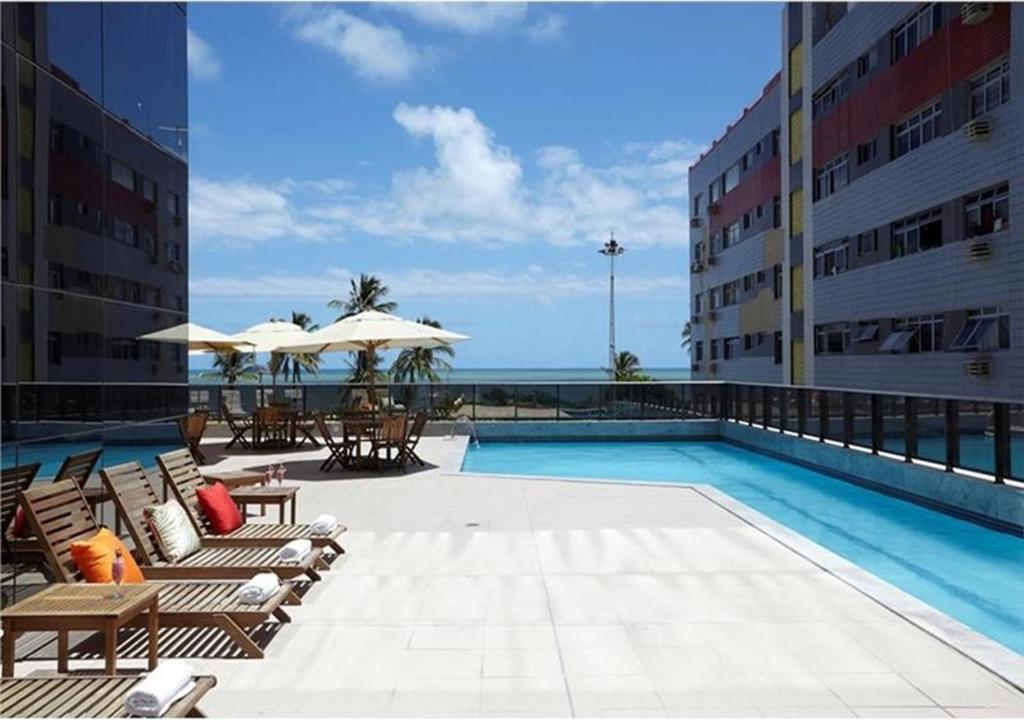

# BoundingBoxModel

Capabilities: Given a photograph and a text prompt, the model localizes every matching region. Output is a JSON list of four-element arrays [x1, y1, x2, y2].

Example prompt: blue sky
[[187, 2, 781, 370]]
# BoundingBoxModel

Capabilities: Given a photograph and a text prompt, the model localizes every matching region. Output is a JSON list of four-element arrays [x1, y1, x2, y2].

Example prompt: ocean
[[188, 367, 692, 384]]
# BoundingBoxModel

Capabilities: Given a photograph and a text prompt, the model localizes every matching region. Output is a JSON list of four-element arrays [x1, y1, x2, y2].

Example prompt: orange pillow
[[70, 528, 145, 583], [195, 482, 243, 534]]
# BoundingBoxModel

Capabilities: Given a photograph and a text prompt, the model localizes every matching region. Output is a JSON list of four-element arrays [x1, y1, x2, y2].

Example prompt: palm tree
[[287, 311, 321, 383], [391, 317, 455, 383], [204, 350, 260, 386], [680, 321, 692, 354], [328, 274, 396, 391], [613, 350, 649, 382], [328, 274, 397, 320]]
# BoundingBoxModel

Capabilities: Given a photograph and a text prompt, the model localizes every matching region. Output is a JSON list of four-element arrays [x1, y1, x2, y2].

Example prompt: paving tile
[[483, 647, 563, 678], [566, 674, 664, 713], [820, 672, 937, 707]]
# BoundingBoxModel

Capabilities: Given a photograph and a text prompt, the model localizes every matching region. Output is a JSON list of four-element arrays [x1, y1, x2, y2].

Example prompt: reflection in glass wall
[[2, 4, 188, 489]]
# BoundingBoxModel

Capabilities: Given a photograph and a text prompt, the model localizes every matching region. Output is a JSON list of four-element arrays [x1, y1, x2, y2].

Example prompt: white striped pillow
[[145, 501, 201, 561]]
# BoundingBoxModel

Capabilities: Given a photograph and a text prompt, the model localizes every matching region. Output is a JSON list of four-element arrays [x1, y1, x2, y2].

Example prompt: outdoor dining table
[[252, 407, 298, 450], [1, 583, 160, 677]]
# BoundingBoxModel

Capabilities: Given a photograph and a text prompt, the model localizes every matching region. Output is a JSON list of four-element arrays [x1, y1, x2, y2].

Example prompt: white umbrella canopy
[[233, 320, 313, 353], [276, 310, 469, 354], [138, 322, 255, 352]]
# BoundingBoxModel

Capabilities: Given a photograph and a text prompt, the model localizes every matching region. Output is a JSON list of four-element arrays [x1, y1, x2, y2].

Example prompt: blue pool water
[[2, 443, 179, 478], [464, 441, 1024, 655]]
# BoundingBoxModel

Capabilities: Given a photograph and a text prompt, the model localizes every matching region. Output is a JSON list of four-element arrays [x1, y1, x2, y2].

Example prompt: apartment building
[[2, 3, 190, 449], [688, 75, 784, 383], [691, 2, 1023, 401]]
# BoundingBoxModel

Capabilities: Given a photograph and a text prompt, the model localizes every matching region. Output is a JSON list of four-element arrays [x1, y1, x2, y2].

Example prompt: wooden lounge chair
[[400, 411, 429, 467], [19, 479, 298, 659], [0, 674, 217, 718], [100, 462, 327, 582], [2, 462, 43, 595], [178, 411, 209, 465], [156, 449, 346, 556], [220, 406, 253, 450], [314, 414, 356, 472]]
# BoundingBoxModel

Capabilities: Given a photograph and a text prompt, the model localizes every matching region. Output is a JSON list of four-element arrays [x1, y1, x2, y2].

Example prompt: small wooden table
[[230, 485, 298, 524], [1, 583, 160, 677], [203, 469, 267, 490]]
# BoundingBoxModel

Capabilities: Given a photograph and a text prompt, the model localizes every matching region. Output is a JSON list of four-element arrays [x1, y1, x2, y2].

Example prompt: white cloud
[[194, 103, 704, 250], [526, 13, 566, 42], [191, 265, 685, 304], [186, 29, 222, 80], [388, 3, 529, 35], [291, 7, 423, 83]]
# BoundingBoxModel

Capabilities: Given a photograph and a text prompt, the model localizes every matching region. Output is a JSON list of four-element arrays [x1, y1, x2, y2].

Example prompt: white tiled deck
[[13, 436, 1024, 717]]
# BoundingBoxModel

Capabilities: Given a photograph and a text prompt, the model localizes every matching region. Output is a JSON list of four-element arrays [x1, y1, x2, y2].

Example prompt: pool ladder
[[447, 414, 480, 448]]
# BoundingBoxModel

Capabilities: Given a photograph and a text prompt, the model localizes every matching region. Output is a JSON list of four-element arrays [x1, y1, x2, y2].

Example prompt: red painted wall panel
[[709, 155, 781, 234], [812, 4, 1011, 166]]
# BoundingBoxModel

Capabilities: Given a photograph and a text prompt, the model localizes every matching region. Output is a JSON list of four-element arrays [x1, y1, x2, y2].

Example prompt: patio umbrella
[[232, 320, 313, 353], [138, 322, 255, 352], [276, 310, 469, 404]]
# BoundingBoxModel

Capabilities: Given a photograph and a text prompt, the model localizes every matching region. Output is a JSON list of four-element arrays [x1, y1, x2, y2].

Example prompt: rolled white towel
[[278, 538, 312, 562], [237, 572, 280, 604], [124, 660, 196, 717], [310, 513, 337, 535]]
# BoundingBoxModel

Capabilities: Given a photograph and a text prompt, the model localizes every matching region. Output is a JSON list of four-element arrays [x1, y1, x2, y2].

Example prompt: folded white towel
[[237, 572, 280, 605], [124, 660, 195, 717], [310, 513, 337, 535], [278, 538, 312, 562]]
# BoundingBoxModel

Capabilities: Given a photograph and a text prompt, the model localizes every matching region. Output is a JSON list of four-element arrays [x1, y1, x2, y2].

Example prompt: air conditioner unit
[[690, 217, 702, 228], [707, 203, 720, 216], [690, 260, 704, 273], [961, 2, 992, 24], [963, 117, 992, 141], [965, 358, 992, 376], [966, 239, 993, 261], [706, 255, 718, 266]]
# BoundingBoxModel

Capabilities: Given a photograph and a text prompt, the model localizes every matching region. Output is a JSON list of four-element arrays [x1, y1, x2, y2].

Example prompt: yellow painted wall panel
[[763, 228, 784, 267], [790, 188, 804, 237], [789, 110, 803, 164], [791, 340, 805, 384], [789, 43, 803, 95], [791, 264, 804, 312]]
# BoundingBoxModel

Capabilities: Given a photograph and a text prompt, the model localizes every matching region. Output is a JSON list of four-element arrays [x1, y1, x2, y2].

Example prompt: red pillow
[[194, 482, 243, 534], [10, 507, 30, 538]]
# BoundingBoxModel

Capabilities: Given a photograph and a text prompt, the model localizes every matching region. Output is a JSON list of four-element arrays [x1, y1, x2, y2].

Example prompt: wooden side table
[[1, 583, 160, 677], [230, 486, 298, 524]]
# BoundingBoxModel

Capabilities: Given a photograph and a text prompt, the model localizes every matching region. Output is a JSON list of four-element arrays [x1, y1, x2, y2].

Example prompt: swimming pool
[[463, 440, 1024, 655], [2, 442, 180, 478]]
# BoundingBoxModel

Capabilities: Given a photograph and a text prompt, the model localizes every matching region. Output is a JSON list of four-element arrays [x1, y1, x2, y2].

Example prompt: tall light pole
[[599, 232, 625, 379]]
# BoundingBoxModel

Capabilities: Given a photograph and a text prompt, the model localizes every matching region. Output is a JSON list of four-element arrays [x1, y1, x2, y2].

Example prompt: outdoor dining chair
[[221, 405, 253, 450], [399, 411, 429, 467], [178, 410, 210, 464]]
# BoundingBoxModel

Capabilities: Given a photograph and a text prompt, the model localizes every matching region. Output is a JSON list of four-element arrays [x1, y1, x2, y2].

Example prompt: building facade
[[1, 2, 190, 466], [691, 2, 1023, 401]]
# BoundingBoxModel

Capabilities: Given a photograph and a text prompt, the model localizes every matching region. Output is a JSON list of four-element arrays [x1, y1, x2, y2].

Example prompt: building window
[[742, 274, 754, 292], [773, 196, 781, 228], [856, 139, 877, 165], [694, 293, 703, 314], [893, 314, 944, 353], [140, 176, 157, 204], [723, 337, 739, 360], [773, 331, 783, 364], [814, 153, 849, 200], [741, 148, 756, 170], [723, 281, 738, 306], [773, 264, 782, 299], [772, 129, 780, 157], [723, 163, 740, 194], [743, 334, 753, 351], [892, 3, 941, 63], [756, 269, 766, 285], [755, 204, 764, 220], [710, 339, 718, 360], [891, 207, 942, 257], [110, 158, 135, 191], [693, 192, 703, 217], [950, 307, 1010, 351], [709, 288, 721, 310], [857, 48, 877, 78], [723, 222, 740, 249], [964, 183, 1009, 237], [48, 332, 62, 365], [756, 332, 765, 346], [695, 341, 703, 362], [813, 238, 850, 278], [853, 322, 879, 343], [812, 70, 850, 119], [969, 57, 1010, 118], [893, 100, 941, 158], [742, 212, 752, 230], [48, 194, 63, 226], [815, 324, 849, 355], [857, 229, 878, 256], [112, 218, 139, 248], [167, 191, 181, 217]]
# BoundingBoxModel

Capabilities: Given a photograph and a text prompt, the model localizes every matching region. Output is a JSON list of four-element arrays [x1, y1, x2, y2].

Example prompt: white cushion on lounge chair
[[145, 501, 201, 561]]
